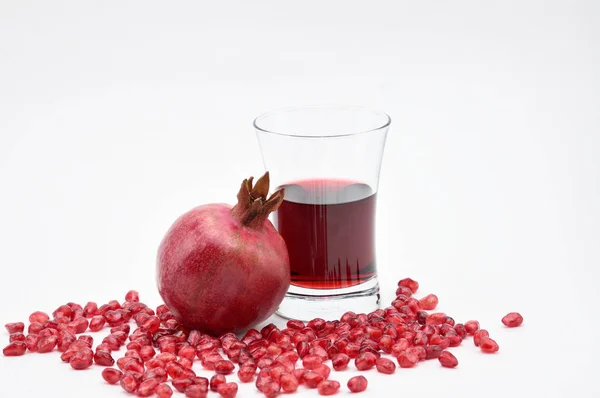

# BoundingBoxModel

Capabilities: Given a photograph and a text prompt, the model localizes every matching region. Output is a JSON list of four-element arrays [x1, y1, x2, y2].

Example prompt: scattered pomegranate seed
[[125, 290, 140, 303], [94, 350, 115, 366], [397, 351, 419, 368], [331, 353, 350, 370], [185, 384, 208, 398], [4, 322, 24, 334], [280, 372, 299, 392], [317, 380, 340, 396], [210, 374, 226, 392], [101, 368, 123, 384], [215, 359, 235, 375], [425, 312, 447, 326], [137, 378, 159, 397], [237, 365, 255, 382], [303, 371, 324, 388], [3, 341, 26, 356], [172, 378, 194, 393], [464, 320, 480, 335], [502, 312, 523, 327], [480, 337, 500, 353], [398, 277, 419, 293], [1, 283, 523, 397], [474, 329, 489, 347], [89, 316, 105, 332], [70, 348, 93, 370], [375, 357, 396, 374], [156, 383, 174, 398], [217, 382, 238, 398], [438, 350, 458, 368], [419, 294, 438, 310], [347, 375, 368, 393], [29, 311, 50, 324], [355, 351, 377, 370]]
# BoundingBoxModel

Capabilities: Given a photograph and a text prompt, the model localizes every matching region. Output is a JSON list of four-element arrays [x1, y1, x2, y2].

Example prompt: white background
[[1, 0, 599, 397]]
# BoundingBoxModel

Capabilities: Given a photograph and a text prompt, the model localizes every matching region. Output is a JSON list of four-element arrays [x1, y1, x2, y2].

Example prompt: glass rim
[[253, 105, 391, 139]]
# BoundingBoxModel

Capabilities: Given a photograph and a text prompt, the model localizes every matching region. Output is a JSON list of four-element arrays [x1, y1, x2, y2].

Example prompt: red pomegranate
[[157, 172, 290, 335]]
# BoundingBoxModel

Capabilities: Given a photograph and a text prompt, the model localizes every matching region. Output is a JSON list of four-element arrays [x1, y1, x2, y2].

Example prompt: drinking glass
[[255, 106, 390, 320]]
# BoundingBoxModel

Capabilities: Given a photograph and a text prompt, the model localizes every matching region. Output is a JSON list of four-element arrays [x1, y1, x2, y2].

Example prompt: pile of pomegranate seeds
[[3, 281, 523, 396]]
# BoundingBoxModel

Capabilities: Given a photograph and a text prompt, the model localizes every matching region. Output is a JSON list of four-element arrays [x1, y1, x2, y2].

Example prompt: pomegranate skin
[[157, 203, 290, 336]]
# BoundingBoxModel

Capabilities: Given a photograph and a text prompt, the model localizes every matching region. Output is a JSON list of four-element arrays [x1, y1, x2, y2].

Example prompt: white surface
[[1, 0, 599, 397]]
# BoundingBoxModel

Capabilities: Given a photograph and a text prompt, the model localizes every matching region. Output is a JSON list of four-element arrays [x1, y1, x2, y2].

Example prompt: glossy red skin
[[157, 203, 290, 336]]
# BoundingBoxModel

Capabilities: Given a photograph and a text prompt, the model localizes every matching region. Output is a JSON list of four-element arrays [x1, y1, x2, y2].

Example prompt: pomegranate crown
[[231, 172, 284, 227]]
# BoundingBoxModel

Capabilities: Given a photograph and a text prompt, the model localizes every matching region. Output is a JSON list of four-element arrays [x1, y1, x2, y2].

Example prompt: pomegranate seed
[[418, 294, 438, 310], [397, 351, 418, 368], [465, 320, 480, 335], [89, 316, 105, 332], [144, 368, 168, 383], [302, 354, 324, 369], [3, 341, 26, 356], [27, 322, 43, 335], [474, 329, 489, 347], [25, 334, 40, 352], [238, 365, 256, 382], [355, 352, 377, 370], [332, 353, 350, 371], [94, 350, 115, 366], [138, 345, 155, 361], [376, 357, 396, 374], [125, 290, 140, 302], [262, 381, 281, 397], [120, 373, 139, 393], [347, 375, 368, 393], [313, 363, 331, 379], [172, 378, 194, 393], [438, 350, 458, 368], [137, 378, 159, 397], [177, 357, 193, 370], [395, 286, 413, 297], [280, 372, 299, 392], [29, 311, 50, 324], [156, 383, 174, 398], [185, 384, 208, 398], [110, 324, 130, 334], [425, 312, 446, 326], [217, 382, 238, 398], [480, 337, 500, 353], [102, 368, 123, 384], [70, 349, 93, 370], [5, 322, 24, 334], [53, 304, 73, 319], [304, 371, 324, 388], [210, 374, 226, 391], [287, 319, 305, 330], [37, 335, 58, 353], [178, 345, 196, 361], [425, 345, 443, 359], [83, 302, 98, 317], [398, 277, 419, 293], [9, 333, 25, 343], [408, 346, 427, 361], [317, 380, 340, 396], [215, 359, 235, 375], [293, 368, 306, 383], [502, 312, 523, 327]]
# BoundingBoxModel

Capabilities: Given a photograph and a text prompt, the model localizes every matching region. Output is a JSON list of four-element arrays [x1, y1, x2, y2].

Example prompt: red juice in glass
[[274, 179, 376, 289]]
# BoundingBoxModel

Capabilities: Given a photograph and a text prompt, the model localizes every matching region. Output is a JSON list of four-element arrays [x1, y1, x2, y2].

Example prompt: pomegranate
[[157, 172, 290, 335]]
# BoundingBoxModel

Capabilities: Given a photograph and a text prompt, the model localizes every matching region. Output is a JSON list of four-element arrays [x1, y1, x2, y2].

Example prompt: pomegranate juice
[[274, 179, 376, 289]]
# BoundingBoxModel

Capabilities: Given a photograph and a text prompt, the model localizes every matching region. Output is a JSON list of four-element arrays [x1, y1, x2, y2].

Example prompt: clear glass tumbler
[[255, 106, 390, 320]]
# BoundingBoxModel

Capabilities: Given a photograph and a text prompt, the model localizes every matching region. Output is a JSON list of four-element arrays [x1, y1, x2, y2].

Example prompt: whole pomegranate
[[157, 172, 290, 335]]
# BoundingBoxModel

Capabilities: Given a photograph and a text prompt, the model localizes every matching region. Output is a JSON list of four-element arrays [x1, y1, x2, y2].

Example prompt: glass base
[[276, 277, 380, 321]]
